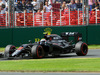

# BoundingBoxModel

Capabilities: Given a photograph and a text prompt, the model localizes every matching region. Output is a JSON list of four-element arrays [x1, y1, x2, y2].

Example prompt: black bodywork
[[4, 32, 88, 58]]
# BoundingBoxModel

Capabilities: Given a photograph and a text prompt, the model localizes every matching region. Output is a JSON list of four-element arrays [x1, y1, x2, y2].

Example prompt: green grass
[[88, 45, 100, 49], [0, 47, 5, 52], [0, 58, 100, 72]]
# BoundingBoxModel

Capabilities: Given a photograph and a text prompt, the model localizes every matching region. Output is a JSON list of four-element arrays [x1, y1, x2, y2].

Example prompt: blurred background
[[0, 0, 99, 27]]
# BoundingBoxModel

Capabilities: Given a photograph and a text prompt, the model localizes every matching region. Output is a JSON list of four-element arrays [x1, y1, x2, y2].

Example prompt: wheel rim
[[9, 46, 16, 55]]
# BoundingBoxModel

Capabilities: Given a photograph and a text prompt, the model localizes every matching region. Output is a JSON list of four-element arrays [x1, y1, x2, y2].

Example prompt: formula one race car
[[4, 32, 88, 59]]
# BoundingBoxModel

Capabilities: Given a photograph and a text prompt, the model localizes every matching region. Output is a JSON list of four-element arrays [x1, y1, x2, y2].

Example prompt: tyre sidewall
[[75, 41, 88, 56], [31, 45, 44, 58], [4, 45, 16, 57]]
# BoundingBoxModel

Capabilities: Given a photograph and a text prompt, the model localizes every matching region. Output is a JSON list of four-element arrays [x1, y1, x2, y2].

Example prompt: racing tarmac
[[58, 49, 100, 58], [0, 49, 100, 60], [0, 49, 100, 75], [0, 72, 100, 75]]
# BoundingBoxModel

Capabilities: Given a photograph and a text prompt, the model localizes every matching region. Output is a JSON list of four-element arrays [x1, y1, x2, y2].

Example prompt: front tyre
[[4, 45, 16, 58], [31, 45, 44, 58], [75, 42, 88, 56]]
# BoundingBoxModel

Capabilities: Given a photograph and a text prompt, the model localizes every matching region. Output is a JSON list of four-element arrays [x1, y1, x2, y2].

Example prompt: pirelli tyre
[[75, 41, 88, 56], [31, 45, 44, 58], [4, 45, 16, 58]]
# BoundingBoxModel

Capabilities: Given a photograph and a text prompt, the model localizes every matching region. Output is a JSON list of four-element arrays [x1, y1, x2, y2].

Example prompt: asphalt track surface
[[59, 49, 100, 58], [0, 72, 100, 75], [0, 49, 100, 60], [0, 49, 100, 75]]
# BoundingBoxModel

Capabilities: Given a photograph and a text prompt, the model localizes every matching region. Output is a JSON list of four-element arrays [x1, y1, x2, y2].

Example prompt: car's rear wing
[[61, 32, 82, 43]]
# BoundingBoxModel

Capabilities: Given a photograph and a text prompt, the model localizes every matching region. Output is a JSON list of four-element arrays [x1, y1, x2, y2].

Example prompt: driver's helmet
[[40, 39, 46, 42]]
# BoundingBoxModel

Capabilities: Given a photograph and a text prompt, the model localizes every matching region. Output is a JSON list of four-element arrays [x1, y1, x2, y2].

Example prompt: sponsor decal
[[35, 28, 52, 42], [17, 47, 23, 50], [43, 28, 52, 35]]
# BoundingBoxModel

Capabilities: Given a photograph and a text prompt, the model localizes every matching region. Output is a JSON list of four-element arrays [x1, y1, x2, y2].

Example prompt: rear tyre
[[75, 41, 88, 56], [31, 45, 44, 58], [4, 45, 16, 58]]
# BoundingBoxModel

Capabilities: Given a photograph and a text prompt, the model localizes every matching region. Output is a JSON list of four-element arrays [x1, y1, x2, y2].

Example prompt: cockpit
[[45, 34, 62, 41]]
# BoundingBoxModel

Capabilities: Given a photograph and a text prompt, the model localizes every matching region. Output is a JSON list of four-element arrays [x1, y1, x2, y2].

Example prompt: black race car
[[4, 32, 88, 59]]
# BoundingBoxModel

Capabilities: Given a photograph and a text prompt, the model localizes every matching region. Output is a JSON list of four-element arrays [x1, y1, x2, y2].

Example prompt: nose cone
[[12, 50, 22, 57]]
